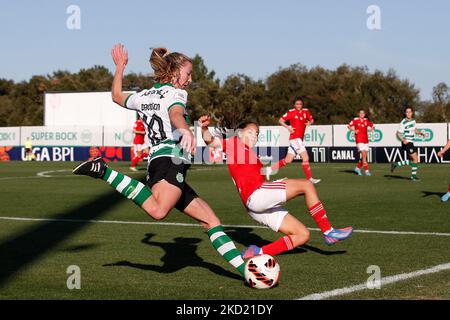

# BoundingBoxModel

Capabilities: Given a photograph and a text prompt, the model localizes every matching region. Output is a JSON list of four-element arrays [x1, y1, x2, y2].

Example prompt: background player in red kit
[[130, 116, 148, 171], [438, 139, 450, 202], [347, 109, 375, 176], [269, 97, 321, 184], [199, 115, 353, 258]]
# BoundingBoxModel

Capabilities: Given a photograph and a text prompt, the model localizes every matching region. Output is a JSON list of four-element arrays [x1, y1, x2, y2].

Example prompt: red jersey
[[133, 120, 145, 144], [222, 136, 265, 206], [348, 117, 374, 144], [281, 108, 313, 140]]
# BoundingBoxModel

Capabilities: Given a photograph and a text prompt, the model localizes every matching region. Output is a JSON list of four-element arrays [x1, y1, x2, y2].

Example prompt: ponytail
[[149, 47, 192, 83]]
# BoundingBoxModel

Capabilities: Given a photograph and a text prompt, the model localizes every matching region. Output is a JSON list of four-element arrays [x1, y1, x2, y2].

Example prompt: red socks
[[357, 160, 362, 169], [131, 156, 140, 168], [271, 159, 287, 171], [309, 201, 332, 234], [302, 161, 312, 180], [448, 183, 450, 192], [363, 162, 369, 172], [261, 235, 294, 256]]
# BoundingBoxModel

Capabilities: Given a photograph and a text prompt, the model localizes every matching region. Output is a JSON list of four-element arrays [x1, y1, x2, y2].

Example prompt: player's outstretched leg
[[73, 157, 152, 206], [208, 225, 246, 276], [285, 179, 353, 246], [242, 214, 310, 258], [441, 183, 450, 202]]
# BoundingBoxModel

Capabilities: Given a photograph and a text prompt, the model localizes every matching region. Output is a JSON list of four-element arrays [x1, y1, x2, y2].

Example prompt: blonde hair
[[149, 47, 192, 84]]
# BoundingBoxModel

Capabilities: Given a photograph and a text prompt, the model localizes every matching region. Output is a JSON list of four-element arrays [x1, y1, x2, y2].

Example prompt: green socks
[[208, 225, 245, 277], [102, 168, 152, 206], [395, 160, 410, 167], [394, 160, 418, 178], [411, 163, 418, 178]]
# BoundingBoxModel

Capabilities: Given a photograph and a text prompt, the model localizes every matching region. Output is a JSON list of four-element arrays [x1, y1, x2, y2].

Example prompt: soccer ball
[[244, 254, 280, 289]]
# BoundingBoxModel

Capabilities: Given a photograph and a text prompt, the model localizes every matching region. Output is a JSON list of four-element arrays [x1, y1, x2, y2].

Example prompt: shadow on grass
[[103, 233, 242, 281], [62, 243, 99, 252], [224, 227, 346, 256], [384, 174, 411, 180], [421, 191, 445, 199], [0, 188, 127, 287]]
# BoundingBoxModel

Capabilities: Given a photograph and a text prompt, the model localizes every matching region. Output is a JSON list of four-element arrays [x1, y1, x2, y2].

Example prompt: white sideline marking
[[298, 262, 450, 300], [0, 216, 449, 237], [37, 170, 71, 177]]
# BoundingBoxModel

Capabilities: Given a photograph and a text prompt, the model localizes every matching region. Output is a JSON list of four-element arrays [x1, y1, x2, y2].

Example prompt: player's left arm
[[169, 106, 196, 153], [198, 115, 222, 149], [306, 111, 314, 126], [415, 128, 426, 136]]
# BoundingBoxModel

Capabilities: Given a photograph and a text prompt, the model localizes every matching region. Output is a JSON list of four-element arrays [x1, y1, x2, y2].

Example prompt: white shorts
[[287, 138, 306, 155], [246, 180, 288, 232], [357, 143, 370, 152]]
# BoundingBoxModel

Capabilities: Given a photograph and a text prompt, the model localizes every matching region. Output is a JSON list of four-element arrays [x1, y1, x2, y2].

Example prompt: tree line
[[0, 55, 448, 128]]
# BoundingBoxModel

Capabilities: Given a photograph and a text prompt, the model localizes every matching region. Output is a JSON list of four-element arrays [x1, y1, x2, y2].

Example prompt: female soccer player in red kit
[[348, 109, 375, 176], [438, 139, 450, 202], [130, 116, 147, 171], [199, 116, 353, 258], [269, 97, 320, 184]]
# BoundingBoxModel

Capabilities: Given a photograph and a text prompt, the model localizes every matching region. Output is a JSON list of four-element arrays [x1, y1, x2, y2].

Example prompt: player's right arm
[[438, 139, 450, 157], [347, 119, 355, 131], [111, 43, 132, 107], [396, 130, 407, 145], [396, 121, 408, 144], [198, 115, 222, 149], [348, 119, 359, 134], [279, 113, 294, 134]]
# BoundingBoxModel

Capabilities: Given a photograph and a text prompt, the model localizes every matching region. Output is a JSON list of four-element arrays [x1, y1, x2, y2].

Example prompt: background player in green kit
[[72, 43, 246, 277], [390, 106, 426, 181]]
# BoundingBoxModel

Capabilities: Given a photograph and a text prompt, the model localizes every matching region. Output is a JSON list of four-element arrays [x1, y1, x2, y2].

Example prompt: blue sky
[[1, 0, 449, 100]]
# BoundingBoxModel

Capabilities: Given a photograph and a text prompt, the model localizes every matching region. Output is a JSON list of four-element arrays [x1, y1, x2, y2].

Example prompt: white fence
[[0, 123, 448, 147]]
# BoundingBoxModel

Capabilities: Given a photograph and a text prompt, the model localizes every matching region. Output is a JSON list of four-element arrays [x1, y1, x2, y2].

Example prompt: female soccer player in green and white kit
[[390, 106, 425, 181], [73, 44, 246, 277]]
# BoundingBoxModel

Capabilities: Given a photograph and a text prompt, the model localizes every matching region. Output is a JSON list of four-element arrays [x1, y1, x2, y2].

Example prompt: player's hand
[[402, 139, 408, 145], [355, 129, 359, 134], [288, 126, 295, 134], [438, 151, 444, 158], [111, 43, 128, 69], [198, 115, 211, 128], [179, 128, 196, 154]]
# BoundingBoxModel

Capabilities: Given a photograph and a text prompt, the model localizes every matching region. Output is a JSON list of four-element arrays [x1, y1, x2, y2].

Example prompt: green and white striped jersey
[[398, 118, 416, 143], [124, 83, 190, 163]]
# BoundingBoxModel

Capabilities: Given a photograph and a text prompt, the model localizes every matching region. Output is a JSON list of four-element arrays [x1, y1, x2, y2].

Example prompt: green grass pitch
[[0, 161, 449, 300]]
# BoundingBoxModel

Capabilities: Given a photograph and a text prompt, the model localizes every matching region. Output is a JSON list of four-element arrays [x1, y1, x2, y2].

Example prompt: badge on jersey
[[176, 172, 184, 183]]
